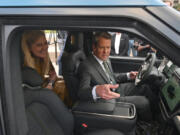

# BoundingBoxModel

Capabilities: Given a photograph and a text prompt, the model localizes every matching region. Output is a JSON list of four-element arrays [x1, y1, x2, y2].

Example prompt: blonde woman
[[21, 30, 57, 90]]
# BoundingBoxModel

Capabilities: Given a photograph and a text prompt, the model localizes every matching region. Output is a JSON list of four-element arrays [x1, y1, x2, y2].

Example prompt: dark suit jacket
[[110, 33, 129, 56], [77, 54, 128, 101]]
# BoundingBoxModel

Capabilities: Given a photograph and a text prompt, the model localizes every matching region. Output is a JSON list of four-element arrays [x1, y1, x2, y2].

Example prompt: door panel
[[110, 56, 145, 73], [110, 56, 162, 74]]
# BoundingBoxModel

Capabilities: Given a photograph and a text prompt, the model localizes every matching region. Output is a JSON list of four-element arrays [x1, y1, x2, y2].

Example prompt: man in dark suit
[[110, 32, 129, 56], [78, 32, 153, 121]]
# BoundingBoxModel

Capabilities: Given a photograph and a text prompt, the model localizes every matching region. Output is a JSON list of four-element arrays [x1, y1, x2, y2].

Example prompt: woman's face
[[30, 36, 48, 59]]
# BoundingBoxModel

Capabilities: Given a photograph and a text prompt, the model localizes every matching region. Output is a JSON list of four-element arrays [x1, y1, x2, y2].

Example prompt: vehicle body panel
[[0, 0, 165, 7], [0, 1, 179, 135]]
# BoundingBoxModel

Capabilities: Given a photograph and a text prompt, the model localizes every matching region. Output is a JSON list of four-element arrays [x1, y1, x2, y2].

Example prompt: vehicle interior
[[3, 27, 179, 135], [62, 31, 180, 135]]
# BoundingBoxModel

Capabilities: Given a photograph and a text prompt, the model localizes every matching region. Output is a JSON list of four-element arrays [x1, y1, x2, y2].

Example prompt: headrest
[[61, 50, 86, 73], [64, 32, 84, 53], [22, 67, 43, 87], [72, 50, 86, 61]]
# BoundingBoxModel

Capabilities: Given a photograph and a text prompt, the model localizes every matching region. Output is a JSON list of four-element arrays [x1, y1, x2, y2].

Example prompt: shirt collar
[[92, 53, 103, 65]]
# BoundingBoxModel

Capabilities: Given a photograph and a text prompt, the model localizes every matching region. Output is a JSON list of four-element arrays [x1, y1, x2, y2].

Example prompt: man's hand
[[129, 71, 138, 80], [96, 84, 120, 100], [145, 44, 150, 48], [151, 47, 157, 53]]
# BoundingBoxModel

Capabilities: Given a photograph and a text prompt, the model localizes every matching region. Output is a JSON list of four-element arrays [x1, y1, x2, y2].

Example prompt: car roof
[[0, 0, 165, 7]]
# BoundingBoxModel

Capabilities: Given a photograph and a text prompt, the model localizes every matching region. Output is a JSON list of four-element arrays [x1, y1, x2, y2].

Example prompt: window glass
[[46, 30, 68, 76], [109, 32, 162, 59]]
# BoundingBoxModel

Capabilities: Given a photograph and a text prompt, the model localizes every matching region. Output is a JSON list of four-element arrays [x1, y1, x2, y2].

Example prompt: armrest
[[72, 100, 136, 133], [72, 99, 115, 114]]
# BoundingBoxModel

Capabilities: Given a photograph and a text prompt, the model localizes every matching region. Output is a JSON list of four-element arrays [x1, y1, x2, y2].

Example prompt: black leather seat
[[22, 67, 125, 135], [61, 32, 86, 103]]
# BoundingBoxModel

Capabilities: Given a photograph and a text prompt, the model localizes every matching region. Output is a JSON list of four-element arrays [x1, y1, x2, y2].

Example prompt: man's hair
[[93, 32, 111, 47]]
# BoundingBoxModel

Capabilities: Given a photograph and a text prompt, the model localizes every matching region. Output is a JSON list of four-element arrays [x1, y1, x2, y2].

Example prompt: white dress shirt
[[115, 33, 121, 54]]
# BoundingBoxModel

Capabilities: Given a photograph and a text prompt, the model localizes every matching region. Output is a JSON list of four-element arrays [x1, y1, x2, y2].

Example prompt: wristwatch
[[48, 80, 55, 87]]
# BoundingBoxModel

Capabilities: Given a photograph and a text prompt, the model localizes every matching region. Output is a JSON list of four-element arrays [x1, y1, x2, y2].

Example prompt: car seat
[[21, 67, 125, 135], [61, 32, 86, 103]]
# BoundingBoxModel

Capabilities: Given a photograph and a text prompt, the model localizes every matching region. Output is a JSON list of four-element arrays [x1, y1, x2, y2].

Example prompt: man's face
[[93, 37, 111, 61]]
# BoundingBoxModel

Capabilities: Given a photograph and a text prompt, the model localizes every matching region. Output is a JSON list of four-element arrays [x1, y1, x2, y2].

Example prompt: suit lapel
[[89, 55, 110, 83]]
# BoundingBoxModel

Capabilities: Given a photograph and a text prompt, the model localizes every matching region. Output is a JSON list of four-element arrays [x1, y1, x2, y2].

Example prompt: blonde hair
[[21, 30, 50, 77]]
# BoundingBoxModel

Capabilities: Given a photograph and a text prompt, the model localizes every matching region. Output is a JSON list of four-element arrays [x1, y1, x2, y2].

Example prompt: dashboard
[[158, 58, 180, 118]]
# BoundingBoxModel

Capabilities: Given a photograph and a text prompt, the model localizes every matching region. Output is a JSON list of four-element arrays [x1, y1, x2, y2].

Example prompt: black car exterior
[[0, 0, 180, 135]]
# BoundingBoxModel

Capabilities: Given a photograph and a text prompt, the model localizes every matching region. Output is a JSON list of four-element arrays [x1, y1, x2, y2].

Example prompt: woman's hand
[[46, 82, 53, 90], [49, 70, 57, 81], [47, 64, 57, 90]]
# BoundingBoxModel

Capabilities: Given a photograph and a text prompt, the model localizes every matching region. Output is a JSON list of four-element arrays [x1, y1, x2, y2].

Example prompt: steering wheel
[[135, 53, 156, 86]]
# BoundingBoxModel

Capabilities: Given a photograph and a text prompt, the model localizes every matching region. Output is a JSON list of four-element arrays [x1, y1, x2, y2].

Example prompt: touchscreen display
[[162, 73, 180, 112], [172, 73, 180, 86]]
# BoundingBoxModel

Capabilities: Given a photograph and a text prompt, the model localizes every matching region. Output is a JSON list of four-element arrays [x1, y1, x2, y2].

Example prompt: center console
[[72, 99, 136, 134]]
